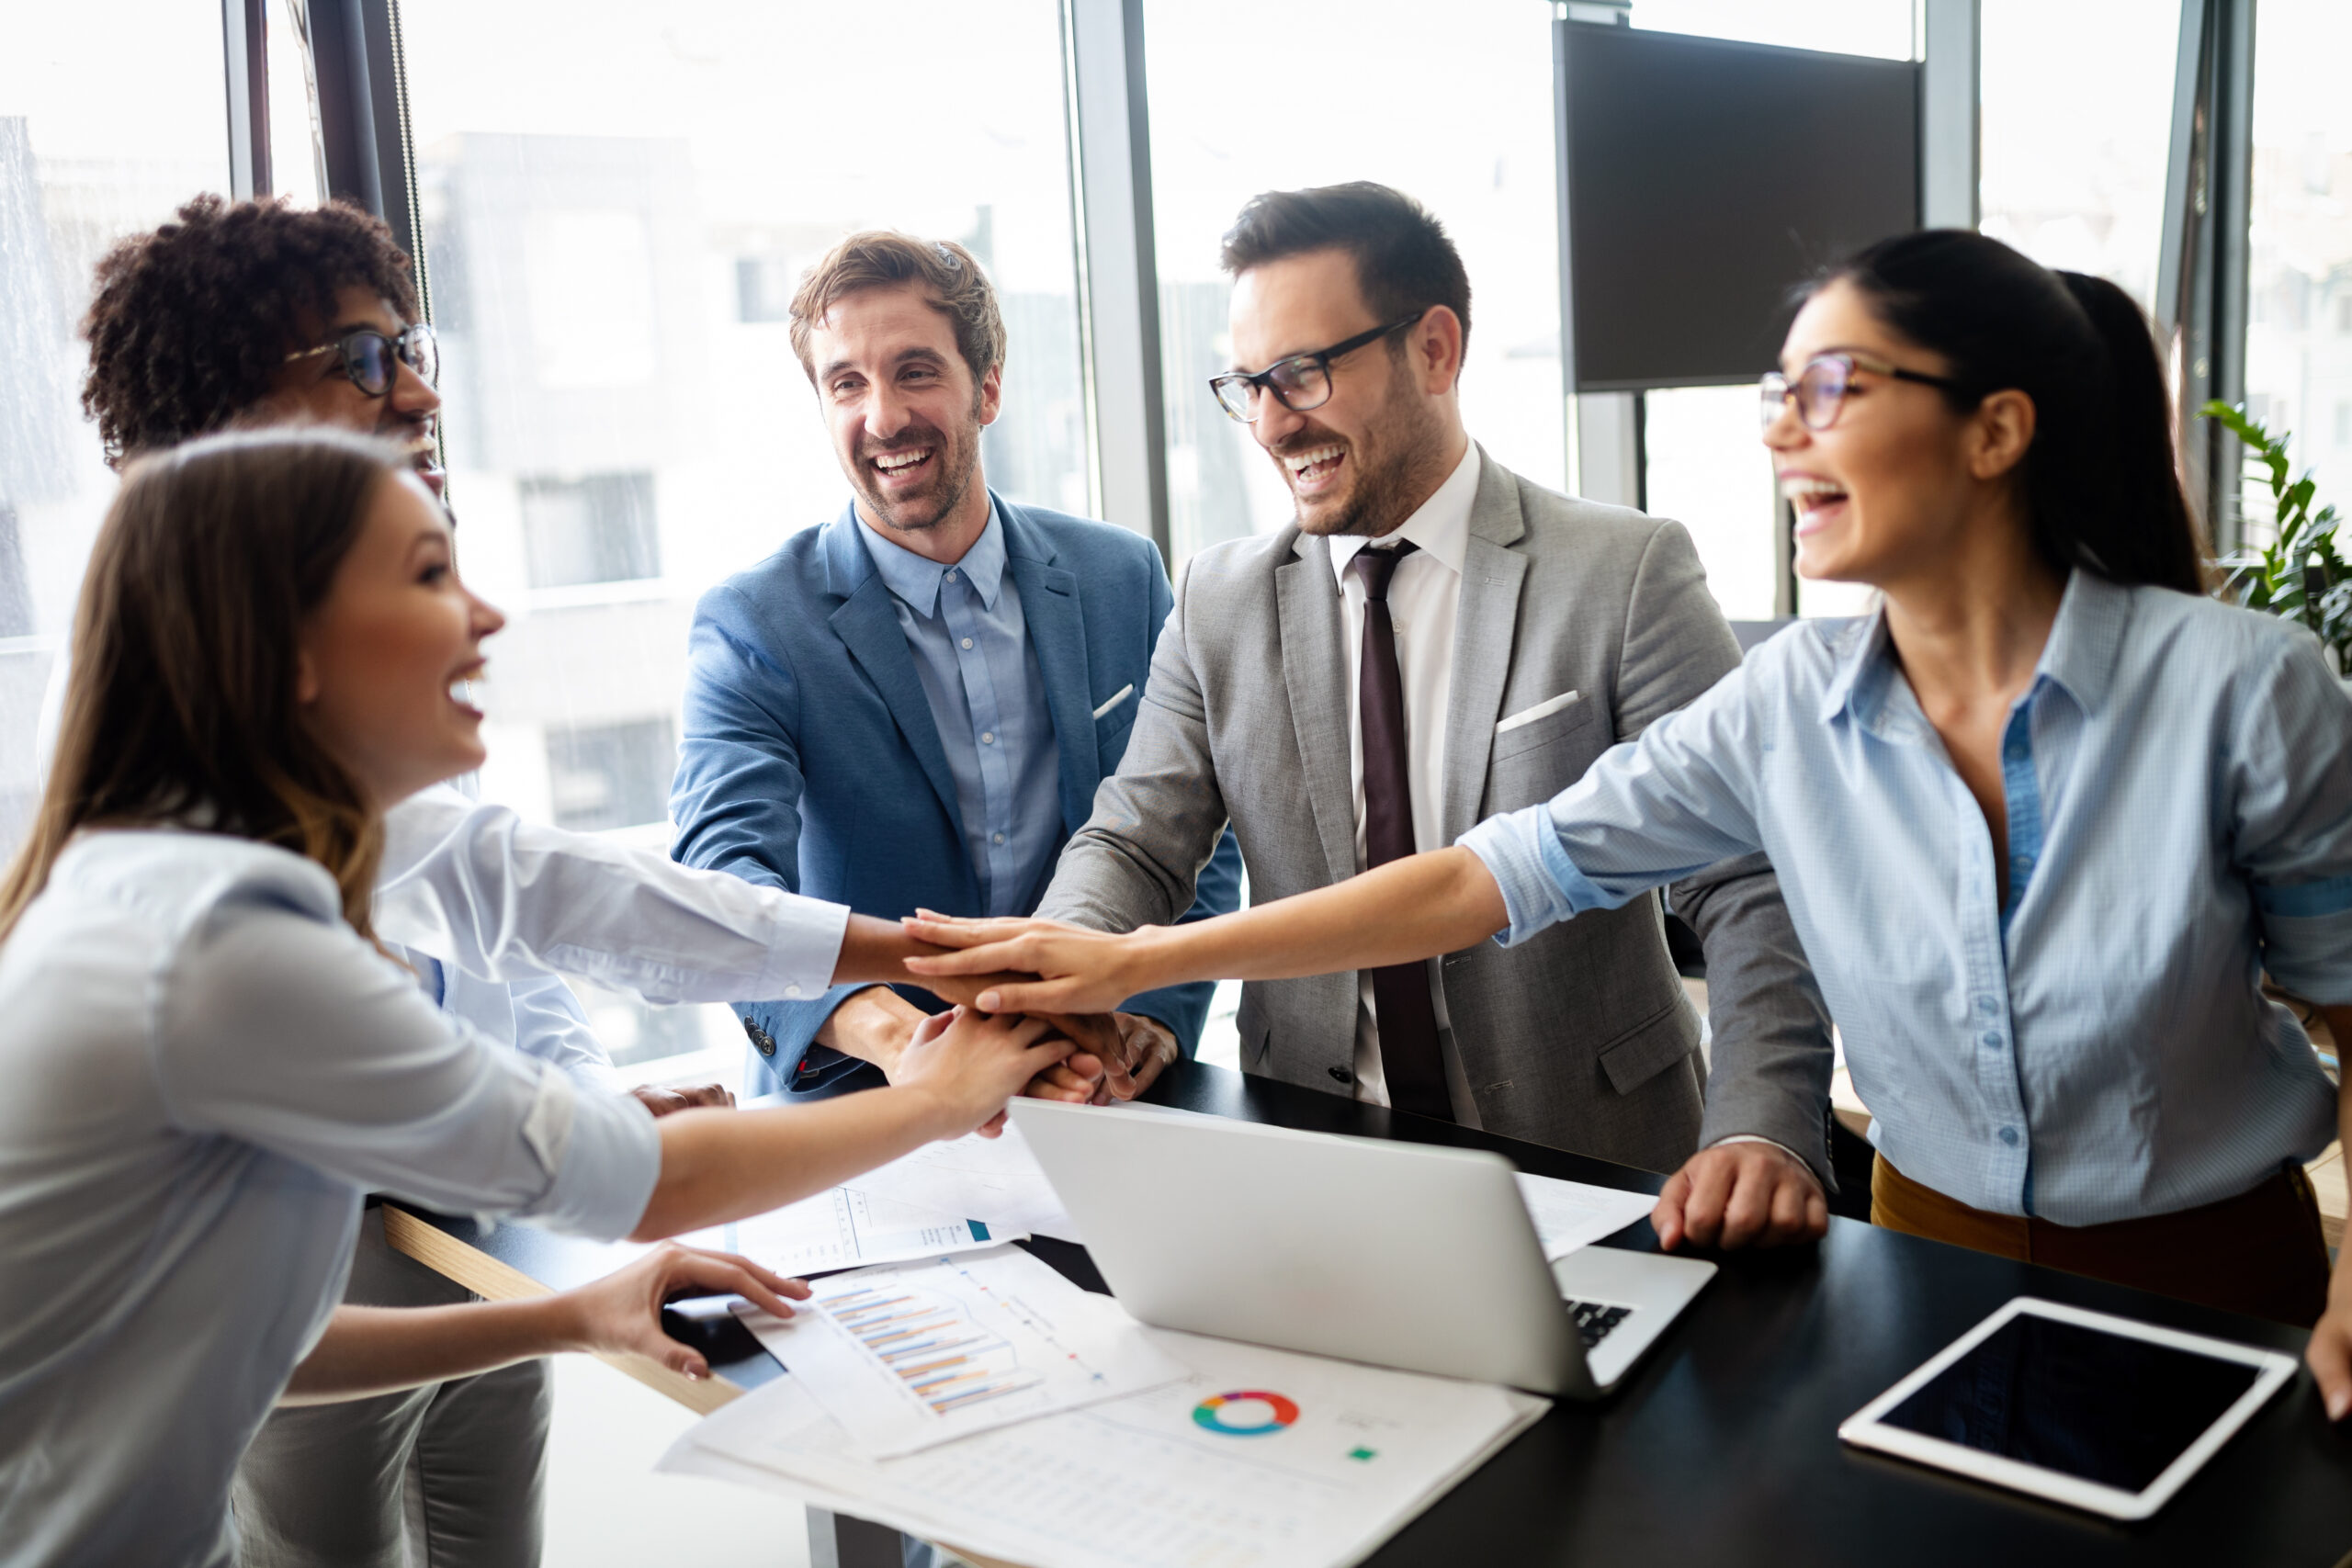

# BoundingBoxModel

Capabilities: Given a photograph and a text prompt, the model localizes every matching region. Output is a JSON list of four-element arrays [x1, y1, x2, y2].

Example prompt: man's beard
[[1278, 378, 1450, 539], [856, 414, 980, 534]]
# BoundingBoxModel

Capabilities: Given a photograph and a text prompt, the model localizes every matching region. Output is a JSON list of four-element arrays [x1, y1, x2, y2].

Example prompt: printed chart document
[[735, 1245, 1183, 1456], [844, 1121, 1081, 1242], [676, 1187, 1012, 1280], [1514, 1171, 1655, 1259], [663, 1326, 1550, 1568]]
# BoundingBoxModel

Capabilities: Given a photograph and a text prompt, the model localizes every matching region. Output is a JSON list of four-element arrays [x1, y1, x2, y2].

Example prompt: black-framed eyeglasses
[[1760, 350, 1962, 432], [284, 322, 438, 398], [1209, 311, 1427, 423]]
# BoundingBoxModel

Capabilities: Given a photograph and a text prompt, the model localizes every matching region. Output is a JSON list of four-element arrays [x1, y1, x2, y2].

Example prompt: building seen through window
[[2241, 0, 2352, 545], [0, 6, 231, 852]]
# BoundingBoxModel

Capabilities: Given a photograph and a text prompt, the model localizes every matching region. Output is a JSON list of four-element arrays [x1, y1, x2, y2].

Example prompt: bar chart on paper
[[828, 1279, 1045, 1418], [679, 1187, 1010, 1279], [739, 1247, 1184, 1456]]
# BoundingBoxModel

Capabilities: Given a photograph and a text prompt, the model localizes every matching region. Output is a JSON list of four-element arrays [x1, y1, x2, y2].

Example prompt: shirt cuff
[[752, 894, 854, 1005], [1708, 1134, 1824, 1189], [2257, 876, 2352, 1005], [1458, 805, 1596, 947], [521, 1074, 662, 1240]]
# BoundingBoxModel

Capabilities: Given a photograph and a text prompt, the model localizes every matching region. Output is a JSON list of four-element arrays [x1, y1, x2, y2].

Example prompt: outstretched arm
[[904, 847, 1510, 1017], [282, 1243, 806, 1403]]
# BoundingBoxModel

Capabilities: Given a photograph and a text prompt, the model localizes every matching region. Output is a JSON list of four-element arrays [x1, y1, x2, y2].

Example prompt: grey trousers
[[232, 1209, 551, 1568]]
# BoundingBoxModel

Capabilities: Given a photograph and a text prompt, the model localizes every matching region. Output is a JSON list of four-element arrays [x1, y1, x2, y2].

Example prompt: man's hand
[[1653, 1141, 1827, 1251], [1103, 1013, 1181, 1100], [1012, 1012, 1180, 1105], [630, 1082, 734, 1118]]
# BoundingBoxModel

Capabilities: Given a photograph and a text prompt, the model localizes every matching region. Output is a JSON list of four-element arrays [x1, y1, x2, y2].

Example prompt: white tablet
[[1838, 1296, 2299, 1520]]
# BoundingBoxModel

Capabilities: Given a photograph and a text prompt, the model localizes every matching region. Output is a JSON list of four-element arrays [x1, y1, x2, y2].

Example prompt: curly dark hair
[[80, 195, 419, 466]]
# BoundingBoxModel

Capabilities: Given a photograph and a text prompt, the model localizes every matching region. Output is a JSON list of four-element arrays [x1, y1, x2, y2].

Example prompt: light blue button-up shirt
[[1464, 572, 2352, 1226], [857, 505, 1062, 915]]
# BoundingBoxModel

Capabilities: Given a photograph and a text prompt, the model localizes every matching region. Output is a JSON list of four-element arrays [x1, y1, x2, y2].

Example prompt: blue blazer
[[670, 493, 1242, 1098]]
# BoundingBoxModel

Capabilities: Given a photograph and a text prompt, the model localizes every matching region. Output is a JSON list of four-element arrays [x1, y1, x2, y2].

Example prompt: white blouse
[[0, 829, 661, 1568]]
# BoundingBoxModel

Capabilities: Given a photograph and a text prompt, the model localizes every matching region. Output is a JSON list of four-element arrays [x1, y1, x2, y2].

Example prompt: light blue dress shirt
[[1464, 572, 2352, 1227], [856, 505, 1062, 915], [0, 830, 659, 1566]]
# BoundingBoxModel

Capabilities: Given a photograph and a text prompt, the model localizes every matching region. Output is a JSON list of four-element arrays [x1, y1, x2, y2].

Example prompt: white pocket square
[[1091, 683, 1136, 721], [1497, 690, 1581, 734]]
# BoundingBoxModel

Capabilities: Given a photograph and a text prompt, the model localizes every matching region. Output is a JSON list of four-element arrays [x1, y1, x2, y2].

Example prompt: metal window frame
[[1059, 0, 1170, 554], [221, 0, 272, 200], [308, 0, 432, 321], [2156, 0, 2256, 553]]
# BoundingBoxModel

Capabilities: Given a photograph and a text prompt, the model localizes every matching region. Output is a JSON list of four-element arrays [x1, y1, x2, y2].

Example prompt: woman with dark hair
[[0, 429, 1072, 1567], [902, 231, 2352, 1396]]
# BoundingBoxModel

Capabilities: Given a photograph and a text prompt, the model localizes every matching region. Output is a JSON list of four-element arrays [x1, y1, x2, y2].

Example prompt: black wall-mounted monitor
[[1558, 24, 1920, 393]]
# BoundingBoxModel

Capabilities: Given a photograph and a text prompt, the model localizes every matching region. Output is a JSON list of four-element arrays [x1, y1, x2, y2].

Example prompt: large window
[[1143, 0, 1567, 569], [398, 0, 1086, 1077], [0, 7, 232, 849], [2241, 0, 2352, 547]]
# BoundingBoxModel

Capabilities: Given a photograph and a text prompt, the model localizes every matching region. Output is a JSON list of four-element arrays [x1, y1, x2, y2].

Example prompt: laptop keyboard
[[1568, 1300, 1634, 1348]]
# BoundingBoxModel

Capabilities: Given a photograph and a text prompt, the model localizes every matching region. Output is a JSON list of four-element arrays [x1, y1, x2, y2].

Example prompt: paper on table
[[734, 1244, 1183, 1456], [662, 1326, 1550, 1568], [673, 1187, 1013, 1280], [843, 1120, 1081, 1242], [1513, 1171, 1655, 1259]]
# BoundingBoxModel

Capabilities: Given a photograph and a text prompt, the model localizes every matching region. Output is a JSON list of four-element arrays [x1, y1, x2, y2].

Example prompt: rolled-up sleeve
[[2234, 633, 2352, 1004], [157, 905, 661, 1240], [1459, 669, 1770, 948], [1458, 805, 1595, 946]]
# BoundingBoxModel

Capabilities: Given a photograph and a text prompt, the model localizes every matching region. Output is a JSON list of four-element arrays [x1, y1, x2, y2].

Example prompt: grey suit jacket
[[1039, 451, 1834, 1178]]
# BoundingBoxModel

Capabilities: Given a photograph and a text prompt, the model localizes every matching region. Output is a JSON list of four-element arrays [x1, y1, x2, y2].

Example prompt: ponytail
[[1818, 231, 2208, 595]]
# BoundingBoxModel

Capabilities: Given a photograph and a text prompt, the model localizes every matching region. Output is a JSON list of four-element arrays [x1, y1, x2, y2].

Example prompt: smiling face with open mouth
[[807, 283, 1001, 551], [1227, 249, 1460, 540], [1766, 278, 1986, 591], [297, 469, 504, 809]]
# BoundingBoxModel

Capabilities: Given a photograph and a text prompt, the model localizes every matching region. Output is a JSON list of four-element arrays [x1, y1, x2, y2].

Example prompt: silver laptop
[[1009, 1099, 1714, 1397]]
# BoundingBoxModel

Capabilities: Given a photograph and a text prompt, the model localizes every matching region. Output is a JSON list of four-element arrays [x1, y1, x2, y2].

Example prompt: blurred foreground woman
[[0, 430, 1069, 1566]]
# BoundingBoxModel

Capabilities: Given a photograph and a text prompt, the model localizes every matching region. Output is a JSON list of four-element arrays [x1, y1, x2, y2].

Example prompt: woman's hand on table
[[1652, 1141, 1827, 1251], [901, 912, 1159, 1018], [563, 1244, 808, 1382]]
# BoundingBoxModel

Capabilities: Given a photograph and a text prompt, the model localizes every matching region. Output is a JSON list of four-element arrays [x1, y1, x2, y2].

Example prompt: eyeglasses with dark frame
[[283, 322, 439, 399], [1759, 350, 1962, 432], [1208, 310, 1428, 423]]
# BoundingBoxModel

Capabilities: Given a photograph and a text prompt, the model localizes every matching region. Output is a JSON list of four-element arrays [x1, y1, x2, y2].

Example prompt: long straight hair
[[1817, 231, 2208, 594], [0, 428, 403, 942]]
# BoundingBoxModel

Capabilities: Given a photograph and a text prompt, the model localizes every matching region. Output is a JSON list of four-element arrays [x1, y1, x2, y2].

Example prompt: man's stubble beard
[[1288, 367, 1454, 540], [859, 397, 986, 537]]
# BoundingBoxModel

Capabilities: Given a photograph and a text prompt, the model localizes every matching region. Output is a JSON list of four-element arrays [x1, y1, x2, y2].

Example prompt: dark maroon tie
[[1349, 541, 1451, 1122]]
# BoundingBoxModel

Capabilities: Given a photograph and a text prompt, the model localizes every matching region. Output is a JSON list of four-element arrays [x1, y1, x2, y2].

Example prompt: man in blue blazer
[[671, 231, 1239, 1102]]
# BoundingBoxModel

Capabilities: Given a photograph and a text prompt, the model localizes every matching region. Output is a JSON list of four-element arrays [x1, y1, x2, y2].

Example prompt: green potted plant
[[2201, 400, 2352, 676]]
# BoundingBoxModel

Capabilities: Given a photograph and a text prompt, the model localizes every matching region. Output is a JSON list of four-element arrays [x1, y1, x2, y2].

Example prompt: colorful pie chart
[[1192, 1390, 1301, 1436]]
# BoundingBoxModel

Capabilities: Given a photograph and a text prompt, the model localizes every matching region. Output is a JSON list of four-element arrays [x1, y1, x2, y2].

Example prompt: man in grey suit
[[1022, 183, 1835, 1240]]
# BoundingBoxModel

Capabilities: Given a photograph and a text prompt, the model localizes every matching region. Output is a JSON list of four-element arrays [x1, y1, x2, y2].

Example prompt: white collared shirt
[[375, 784, 851, 1007], [1310, 441, 1483, 1122]]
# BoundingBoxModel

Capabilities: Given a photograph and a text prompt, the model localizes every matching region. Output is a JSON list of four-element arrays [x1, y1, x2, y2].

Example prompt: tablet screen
[[1878, 1311, 2262, 1493]]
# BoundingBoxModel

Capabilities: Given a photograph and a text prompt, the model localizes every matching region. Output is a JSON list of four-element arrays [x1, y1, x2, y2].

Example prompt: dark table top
[[413, 1061, 2352, 1567]]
